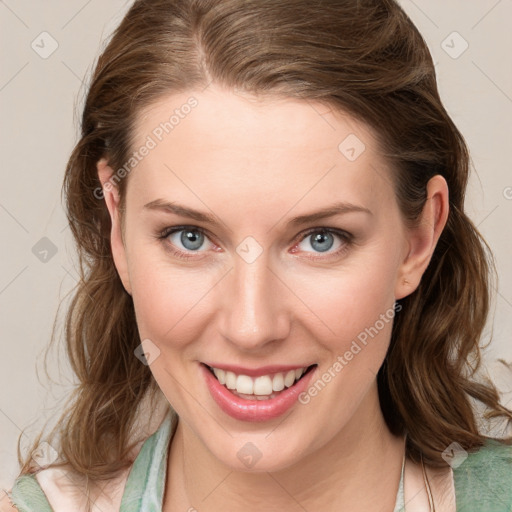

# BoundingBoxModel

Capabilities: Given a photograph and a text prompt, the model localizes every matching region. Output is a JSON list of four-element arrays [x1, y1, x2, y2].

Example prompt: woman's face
[[100, 84, 445, 472]]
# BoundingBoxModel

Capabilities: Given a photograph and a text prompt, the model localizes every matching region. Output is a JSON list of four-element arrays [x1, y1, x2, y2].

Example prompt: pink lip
[[201, 363, 317, 422], [202, 362, 312, 378]]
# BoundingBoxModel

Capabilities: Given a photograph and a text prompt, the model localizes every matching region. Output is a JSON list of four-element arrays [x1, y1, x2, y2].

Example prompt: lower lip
[[201, 363, 317, 422]]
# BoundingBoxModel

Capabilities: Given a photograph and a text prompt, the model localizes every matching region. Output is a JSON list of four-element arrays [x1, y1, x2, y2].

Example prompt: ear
[[97, 158, 132, 295], [395, 175, 449, 300]]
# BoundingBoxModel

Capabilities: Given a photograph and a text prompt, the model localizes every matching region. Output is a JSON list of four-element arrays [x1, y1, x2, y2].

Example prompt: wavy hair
[[18, 0, 512, 490]]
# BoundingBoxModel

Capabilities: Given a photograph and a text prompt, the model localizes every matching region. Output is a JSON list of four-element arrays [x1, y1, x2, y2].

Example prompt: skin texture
[[98, 84, 450, 511]]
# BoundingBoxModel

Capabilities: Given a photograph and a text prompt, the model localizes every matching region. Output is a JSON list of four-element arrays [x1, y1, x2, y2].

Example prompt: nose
[[218, 252, 291, 352]]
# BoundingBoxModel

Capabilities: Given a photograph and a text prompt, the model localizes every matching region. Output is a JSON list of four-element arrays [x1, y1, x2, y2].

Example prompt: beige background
[[1, 0, 511, 492]]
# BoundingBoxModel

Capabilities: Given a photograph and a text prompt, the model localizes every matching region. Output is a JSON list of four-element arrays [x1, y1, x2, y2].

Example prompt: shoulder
[[5, 399, 175, 512], [6, 464, 131, 512], [2, 472, 53, 512], [453, 438, 512, 510]]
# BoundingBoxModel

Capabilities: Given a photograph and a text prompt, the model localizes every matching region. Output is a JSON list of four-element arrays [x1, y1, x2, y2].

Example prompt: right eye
[[158, 226, 217, 259]]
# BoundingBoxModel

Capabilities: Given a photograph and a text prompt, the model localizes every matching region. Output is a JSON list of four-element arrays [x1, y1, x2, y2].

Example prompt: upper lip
[[202, 362, 315, 377]]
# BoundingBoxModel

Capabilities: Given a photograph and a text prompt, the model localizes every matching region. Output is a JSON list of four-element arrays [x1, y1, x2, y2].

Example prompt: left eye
[[296, 230, 345, 254]]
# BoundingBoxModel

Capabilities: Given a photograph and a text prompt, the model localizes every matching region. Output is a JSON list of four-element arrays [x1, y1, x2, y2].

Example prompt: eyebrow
[[143, 199, 372, 226]]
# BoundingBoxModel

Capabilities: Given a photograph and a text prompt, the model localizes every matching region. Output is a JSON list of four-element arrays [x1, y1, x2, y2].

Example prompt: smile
[[209, 365, 312, 398], [201, 362, 318, 421]]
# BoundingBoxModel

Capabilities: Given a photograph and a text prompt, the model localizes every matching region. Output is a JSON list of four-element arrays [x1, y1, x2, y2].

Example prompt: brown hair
[[19, 0, 512, 488]]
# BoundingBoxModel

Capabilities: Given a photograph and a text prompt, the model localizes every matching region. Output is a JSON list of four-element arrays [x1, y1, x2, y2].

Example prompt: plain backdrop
[[1, 0, 511, 492]]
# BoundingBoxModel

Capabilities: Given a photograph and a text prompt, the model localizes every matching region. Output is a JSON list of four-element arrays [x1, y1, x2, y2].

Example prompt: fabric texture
[[393, 453, 406, 512], [8, 410, 512, 511], [453, 438, 512, 512]]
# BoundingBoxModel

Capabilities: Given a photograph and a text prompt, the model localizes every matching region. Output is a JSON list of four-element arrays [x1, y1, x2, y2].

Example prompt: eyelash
[[155, 225, 354, 261]]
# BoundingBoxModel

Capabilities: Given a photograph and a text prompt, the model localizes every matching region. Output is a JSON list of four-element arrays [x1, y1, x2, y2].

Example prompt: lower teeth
[[230, 389, 280, 400]]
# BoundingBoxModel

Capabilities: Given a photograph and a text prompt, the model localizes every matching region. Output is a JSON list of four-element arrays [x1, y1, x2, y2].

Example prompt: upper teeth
[[211, 367, 308, 396]]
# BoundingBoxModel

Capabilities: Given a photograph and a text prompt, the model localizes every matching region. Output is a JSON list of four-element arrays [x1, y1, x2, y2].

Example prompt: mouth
[[204, 363, 317, 400], [201, 362, 318, 421]]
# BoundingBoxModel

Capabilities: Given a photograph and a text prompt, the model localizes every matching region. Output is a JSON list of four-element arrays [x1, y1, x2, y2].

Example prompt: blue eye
[[163, 227, 213, 253], [295, 229, 349, 255], [309, 231, 335, 252], [177, 229, 205, 251]]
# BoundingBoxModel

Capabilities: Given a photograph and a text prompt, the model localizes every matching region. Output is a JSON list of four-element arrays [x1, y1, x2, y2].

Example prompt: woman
[[4, 0, 512, 510]]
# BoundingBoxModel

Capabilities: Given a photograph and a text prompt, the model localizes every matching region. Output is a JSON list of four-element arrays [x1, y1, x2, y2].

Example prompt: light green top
[[8, 412, 512, 511]]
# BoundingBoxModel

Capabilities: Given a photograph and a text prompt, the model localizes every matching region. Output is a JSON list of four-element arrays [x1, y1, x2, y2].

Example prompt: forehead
[[126, 85, 394, 219]]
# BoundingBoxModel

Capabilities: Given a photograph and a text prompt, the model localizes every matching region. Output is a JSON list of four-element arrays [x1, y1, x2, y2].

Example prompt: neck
[[164, 381, 404, 512]]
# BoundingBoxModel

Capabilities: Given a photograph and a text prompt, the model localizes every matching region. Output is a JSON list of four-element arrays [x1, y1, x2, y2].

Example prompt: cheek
[[130, 259, 215, 346], [289, 243, 400, 343]]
